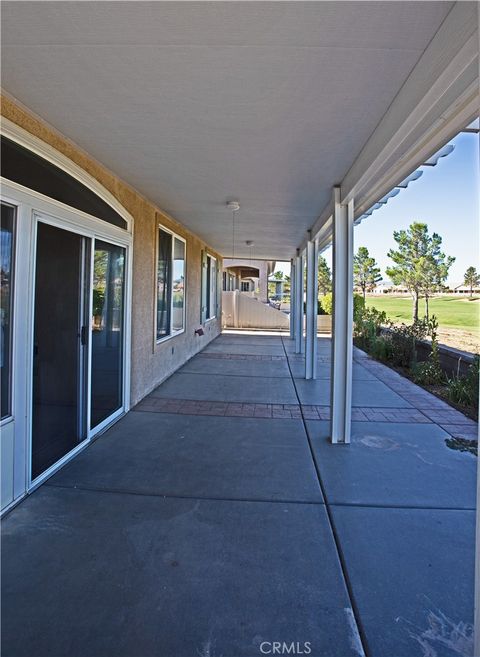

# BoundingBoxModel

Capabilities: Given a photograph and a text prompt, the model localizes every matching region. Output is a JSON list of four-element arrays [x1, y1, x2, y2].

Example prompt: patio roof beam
[[305, 237, 318, 380], [330, 188, 354, 444]]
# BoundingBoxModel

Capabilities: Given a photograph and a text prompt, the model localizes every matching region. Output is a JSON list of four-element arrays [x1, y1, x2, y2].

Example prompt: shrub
[[305, 300, 328, 314], [412, 317, 444, 385], [387, 319, 429, 368], [369, 335, 393, 361], [320, 292, 364, 320], [353, 305, 388, 355], [446, 355, 479, 410], [317, 300, 326, 315], [320, 293, 332, 315], [353, 294, 365, 321]]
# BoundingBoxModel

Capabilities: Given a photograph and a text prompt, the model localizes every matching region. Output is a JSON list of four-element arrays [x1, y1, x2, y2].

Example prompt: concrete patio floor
[[2, 334, 477, 657]]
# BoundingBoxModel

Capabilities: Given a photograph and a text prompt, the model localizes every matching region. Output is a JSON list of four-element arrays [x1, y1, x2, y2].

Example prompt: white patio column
[[330, 187, 354, 444], [289, 258, 295, 340], [305, 237, 318, 379], [294, 253, 304, 354], [476, 478, 480, 657]]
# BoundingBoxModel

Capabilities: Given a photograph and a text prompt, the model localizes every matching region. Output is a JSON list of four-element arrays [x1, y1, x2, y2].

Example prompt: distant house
[[370, 281, 409, 295], [451, 283, 480, 295]]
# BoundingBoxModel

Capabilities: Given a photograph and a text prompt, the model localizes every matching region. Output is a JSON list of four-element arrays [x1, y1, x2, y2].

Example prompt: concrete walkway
[[2, 334, 477, 657]]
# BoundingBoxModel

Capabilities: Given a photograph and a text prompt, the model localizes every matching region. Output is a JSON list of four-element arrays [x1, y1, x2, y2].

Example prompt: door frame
[[0, 194, 30, 510], [0, 177, 133, 501]]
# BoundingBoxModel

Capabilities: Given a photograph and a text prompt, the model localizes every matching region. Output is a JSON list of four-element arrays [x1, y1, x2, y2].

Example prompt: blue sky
[[276, 128, 479, 285]]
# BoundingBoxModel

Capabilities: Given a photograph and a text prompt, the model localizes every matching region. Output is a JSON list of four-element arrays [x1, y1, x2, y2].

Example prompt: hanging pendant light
[[227, 201, 240, 257]]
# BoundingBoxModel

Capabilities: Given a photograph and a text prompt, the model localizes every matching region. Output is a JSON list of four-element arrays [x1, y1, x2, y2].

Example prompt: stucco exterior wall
[[1, 94, 222, 406]]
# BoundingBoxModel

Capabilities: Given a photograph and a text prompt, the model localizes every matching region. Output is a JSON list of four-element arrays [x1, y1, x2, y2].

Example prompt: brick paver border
[[353, 349, 477, 431], [197, 353, 285, 361], [134, 398, 437, 424], [134, 339, 477, 442]]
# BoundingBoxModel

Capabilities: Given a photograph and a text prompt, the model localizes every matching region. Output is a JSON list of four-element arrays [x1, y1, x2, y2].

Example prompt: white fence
[[222, 292, 333, 333], [222, 291, 289, 329]]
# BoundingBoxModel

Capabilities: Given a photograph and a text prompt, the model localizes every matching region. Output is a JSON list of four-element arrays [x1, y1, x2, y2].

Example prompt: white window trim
[[1, 118, 134, 233], [156, 223, 187, 344], [205, 253, 217, 322], [0, 200, 17, 426]]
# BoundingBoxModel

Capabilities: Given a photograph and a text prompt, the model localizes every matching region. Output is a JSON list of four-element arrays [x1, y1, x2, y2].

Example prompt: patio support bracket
[[330, 187, 354, 444], [305, 238, 319, 379]]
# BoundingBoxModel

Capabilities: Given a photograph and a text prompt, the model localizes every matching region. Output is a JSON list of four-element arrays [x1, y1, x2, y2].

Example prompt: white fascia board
[[298, 2, 479, 255], [342, 1, 479, 208], [301, 200, 333, 255], [317, 215, 333, 254], [353, 68, 478, 216]]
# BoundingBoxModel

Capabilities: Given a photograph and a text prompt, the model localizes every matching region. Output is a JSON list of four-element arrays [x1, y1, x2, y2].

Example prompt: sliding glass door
[[32, 222, 126, 480], [32, 222, 90, 479], [1, 158, 131, 505], [91, 240, 125, 429]]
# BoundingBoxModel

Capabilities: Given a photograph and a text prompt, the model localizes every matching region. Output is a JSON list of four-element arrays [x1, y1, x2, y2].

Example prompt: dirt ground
[[435, 327, 479, 355], [388, 324, 479, 354]]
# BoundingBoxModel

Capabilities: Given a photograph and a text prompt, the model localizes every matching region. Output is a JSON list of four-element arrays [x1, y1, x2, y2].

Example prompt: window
[[223, 272, 235, 292], [1, 203, 15, 420], [201, 252, 218, 322], [172, 238, 186, 332], [241, 281, 250, 292], [157, 227, 186, 341], [1, 137, 127, 230]]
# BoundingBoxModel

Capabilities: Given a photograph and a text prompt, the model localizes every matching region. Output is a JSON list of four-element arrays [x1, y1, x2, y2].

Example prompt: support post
[[330, 188, 354, 444], [294, 254, 303, 354], [289, 258, 295, 340], [305, 238, 318, 379], [476, 463, 480, 657]]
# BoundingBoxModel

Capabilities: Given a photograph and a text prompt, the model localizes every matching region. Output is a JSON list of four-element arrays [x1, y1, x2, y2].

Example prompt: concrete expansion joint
[[281, 336, 371, 657]]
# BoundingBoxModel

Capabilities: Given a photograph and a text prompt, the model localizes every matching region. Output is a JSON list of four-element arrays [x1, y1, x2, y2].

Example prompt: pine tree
[[353, 247, 382, 301], [386, 222, 455, 322], [464, 266, 480, 298], [317, 256, 332, 296]]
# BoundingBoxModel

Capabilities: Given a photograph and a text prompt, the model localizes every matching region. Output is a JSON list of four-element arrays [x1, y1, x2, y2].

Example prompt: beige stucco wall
[[1, 94, 222, 406]]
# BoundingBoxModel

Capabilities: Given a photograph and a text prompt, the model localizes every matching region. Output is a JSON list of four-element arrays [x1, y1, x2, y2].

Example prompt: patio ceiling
[[0, 2, 476, 259]]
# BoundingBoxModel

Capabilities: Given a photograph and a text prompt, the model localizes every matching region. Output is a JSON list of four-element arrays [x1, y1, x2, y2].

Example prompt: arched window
[[1, 136, 127, 230]]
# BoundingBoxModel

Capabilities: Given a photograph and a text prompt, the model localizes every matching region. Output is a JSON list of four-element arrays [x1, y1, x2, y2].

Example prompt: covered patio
[[1, 2, 479, 655], [2, 333, 476, 657]]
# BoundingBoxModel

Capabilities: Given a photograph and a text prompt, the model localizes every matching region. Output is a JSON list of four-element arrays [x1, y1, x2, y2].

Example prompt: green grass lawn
[[365, 295, 480, 331]]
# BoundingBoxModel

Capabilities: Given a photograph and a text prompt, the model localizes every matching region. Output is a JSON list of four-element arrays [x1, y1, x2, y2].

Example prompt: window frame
[[156, 223, 187, 344], [205, 253, 217, 322], [0, 201, 17, 423]]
